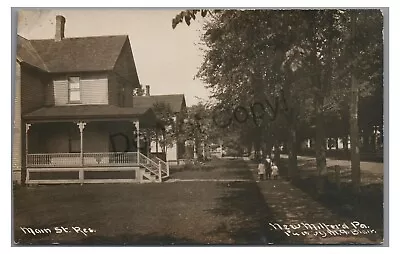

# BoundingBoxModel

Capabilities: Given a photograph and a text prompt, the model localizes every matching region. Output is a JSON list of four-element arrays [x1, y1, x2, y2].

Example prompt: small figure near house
[[265, 156, 272, 179], [257, 160, 266, 181], [271, 162, 279, 180]]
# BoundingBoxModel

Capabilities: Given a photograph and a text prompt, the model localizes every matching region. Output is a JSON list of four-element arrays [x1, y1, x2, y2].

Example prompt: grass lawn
[[13, 159, 284, 245], [169, 159, 254, 180]]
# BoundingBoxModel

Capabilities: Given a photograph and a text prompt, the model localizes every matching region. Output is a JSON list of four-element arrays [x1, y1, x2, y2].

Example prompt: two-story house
[[13, 15, 169, 185], [132, 86, 188, 165]]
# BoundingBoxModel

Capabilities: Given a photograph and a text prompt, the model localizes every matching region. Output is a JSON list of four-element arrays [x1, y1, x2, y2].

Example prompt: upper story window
[[68, 77, 81, 103]]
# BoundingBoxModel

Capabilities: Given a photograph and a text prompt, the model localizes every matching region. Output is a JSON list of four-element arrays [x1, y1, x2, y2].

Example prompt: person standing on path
[[271, 162, 279, 179], [258, 159, 266, 180], [265, 156, 272, 179]]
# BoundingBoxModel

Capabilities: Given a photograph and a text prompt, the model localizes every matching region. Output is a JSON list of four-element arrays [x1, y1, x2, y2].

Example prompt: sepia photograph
[[12, 7, 386, 246]]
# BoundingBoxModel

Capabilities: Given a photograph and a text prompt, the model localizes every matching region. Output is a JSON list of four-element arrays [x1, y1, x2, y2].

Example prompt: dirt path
[[247, 161, 383, 244]]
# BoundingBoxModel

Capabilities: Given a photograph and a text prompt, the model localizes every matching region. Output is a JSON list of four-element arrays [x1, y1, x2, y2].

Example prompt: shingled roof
[[17, 34, 128, 73], [132, 94, 186, 114], [23, 105, 160, 128], [17, 36, 48, 70]]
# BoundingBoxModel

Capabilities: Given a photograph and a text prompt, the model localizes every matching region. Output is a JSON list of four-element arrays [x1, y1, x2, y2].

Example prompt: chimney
[[145, 85, 150, 96], [55, 15, 66, 41]]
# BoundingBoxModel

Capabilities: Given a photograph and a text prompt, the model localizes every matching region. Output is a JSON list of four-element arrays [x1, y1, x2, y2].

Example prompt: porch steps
[[141, 171, 157, 182]]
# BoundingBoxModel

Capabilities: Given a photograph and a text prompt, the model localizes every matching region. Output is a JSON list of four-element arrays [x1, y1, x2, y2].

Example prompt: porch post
[[77, 122, 86, 184], [156, 129, 159, 153], [25, 123, 31, 183], [158, 161, 162, 183], [77, 122, 86, 165], [146, 129, 150, 157], [133, 120, 140, 164]]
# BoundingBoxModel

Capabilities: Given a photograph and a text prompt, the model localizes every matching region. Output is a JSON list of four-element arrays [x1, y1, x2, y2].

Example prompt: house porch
[[22, 106, 169, 184]]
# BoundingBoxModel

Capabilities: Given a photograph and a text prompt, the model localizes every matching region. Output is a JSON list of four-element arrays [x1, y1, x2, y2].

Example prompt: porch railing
[[150, 154, 169, 177], [84, 152, 137, 166], [28, 153, 81, 167], [26, 152, 168, 183], [27, 152, 139, 167]]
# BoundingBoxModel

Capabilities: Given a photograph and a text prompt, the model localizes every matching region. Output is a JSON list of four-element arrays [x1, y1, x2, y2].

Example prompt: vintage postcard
[[12, 8, 386, 246]]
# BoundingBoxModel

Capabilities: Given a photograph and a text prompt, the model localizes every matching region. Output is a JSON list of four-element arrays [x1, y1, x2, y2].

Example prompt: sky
[[17, 9, 211, 106]]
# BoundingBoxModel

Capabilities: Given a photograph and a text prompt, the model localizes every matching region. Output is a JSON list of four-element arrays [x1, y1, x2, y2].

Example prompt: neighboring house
[[13, 15, 168, 185], [132, 87, 188, 164]]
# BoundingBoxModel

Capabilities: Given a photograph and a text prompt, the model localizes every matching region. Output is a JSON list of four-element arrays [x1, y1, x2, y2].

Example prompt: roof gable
[[17, 35, 48, 71], [132, 94, 186, 113], [112, 37, 140, 85], [17, 35, 128, 73]]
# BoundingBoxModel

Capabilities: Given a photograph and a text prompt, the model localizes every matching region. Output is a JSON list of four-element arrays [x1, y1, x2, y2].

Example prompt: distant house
[[132, 87, 188, 164], [13, 15, 168, 185]]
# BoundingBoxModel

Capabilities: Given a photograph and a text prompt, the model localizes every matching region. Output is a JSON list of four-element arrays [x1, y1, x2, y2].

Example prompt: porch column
[[133, 120, 140, 164], [25, 123, 31, 183], [146, 129, 150, 157], [156, 129, 159, 153], [77, 122, 86, 166]]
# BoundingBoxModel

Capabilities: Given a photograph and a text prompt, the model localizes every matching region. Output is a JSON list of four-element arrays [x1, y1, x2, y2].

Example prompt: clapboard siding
[[13, 62, 22, 183], [52, 73, 108, 106], [53, 79, 68, 105], [107, 73, 120, 106], [81, 78, 108, 104], [111, 38, 139, 107], [18, 64, 47, 183], [21, 66, 46, 114]]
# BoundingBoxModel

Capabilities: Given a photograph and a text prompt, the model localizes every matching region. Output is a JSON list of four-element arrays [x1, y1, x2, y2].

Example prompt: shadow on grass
[[281, 160, 384, 241], [205, 180, 297, 245]]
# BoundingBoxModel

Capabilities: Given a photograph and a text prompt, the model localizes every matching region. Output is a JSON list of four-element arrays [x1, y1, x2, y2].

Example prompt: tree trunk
[[273, 141, 281, 168], [195, 139, 201, 160], [362, 131, 370, 152], [261, 144, 267, 160], [335, 137, 339, 150], [350, 75, 361, 192], [287, 115, 298, 179], [266, 143, 273, 159], [254, 138, 262, 161], [315, 95, 327, 194], [343, 136, 349, 151], [350, 11, 361, 192]]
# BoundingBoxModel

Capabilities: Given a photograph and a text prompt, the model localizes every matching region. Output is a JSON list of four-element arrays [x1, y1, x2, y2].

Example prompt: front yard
[[13, 158, 384, 245], [14, 159, 280, 245]]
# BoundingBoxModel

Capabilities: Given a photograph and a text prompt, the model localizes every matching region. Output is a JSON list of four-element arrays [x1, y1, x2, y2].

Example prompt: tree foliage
[[151, 102, 176, 152], [172, 9, 383, 188], [133, 84, 145, 96]]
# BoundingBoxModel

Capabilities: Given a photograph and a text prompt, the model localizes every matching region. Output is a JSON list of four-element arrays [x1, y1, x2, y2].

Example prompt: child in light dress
[[257, 160, 266, 180], [271, 163, 279, 179]]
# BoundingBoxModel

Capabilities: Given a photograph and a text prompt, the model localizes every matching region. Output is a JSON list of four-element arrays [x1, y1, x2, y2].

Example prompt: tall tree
[[350, 11, 361, 192], [172, 9, 383, 188]]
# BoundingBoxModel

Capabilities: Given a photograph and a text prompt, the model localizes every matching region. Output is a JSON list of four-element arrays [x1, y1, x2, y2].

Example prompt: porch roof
[[23, 105, 161, 127]]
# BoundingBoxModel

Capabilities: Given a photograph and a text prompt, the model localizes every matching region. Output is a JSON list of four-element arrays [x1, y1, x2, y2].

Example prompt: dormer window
[[68, 76, 81, 103]]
